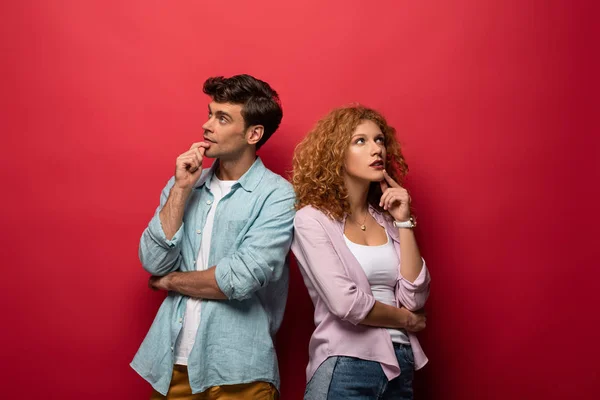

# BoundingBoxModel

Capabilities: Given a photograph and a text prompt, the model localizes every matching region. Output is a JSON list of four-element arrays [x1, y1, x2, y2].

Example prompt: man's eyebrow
[[214, 110, 232, 120]]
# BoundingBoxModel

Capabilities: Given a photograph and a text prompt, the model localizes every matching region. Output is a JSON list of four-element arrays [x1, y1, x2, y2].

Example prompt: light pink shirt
[[292, 205, 431, 382]]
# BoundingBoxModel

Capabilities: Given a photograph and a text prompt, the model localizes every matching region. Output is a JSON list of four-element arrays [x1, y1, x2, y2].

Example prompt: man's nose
[[202, 118, 213, 132]]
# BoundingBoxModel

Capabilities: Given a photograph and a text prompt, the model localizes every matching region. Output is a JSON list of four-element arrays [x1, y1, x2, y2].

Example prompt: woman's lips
[[370, 161, 384, 169]]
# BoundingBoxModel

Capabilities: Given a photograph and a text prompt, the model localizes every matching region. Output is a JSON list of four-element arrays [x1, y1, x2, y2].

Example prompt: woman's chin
[[369, 170, 385, 181], [346, 169, 384, 183]]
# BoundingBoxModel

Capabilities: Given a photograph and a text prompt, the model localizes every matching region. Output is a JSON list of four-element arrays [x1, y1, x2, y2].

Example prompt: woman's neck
[[344, 175, 370, 217]]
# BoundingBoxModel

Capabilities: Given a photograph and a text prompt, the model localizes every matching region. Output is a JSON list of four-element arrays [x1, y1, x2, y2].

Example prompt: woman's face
[[344, 119, 387, 182]]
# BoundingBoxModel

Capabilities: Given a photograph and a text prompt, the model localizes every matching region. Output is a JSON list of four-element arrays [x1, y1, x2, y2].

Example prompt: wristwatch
[[393, 216, 417, 229]]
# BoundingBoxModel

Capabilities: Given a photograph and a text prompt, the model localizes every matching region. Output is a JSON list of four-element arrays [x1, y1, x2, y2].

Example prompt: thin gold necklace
[[350, 211, 369, 231]]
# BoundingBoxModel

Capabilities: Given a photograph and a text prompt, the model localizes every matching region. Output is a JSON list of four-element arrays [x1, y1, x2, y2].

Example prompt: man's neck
[[215, 149, 257, 181]]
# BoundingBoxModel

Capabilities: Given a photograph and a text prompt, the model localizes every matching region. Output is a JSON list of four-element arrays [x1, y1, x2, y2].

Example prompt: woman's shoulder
[[294, 205, 338, 227]]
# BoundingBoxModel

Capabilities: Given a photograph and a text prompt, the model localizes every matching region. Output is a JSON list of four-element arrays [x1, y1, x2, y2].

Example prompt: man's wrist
[[165, 272, 180, 291], [171, 185, 193, 197]]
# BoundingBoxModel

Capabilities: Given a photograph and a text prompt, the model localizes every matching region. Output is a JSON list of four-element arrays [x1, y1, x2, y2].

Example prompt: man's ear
[[246, 125, 264, 146]]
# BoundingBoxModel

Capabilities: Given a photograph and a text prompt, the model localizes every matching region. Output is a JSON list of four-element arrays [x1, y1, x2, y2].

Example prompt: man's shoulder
[[259, 168, 294, 196]]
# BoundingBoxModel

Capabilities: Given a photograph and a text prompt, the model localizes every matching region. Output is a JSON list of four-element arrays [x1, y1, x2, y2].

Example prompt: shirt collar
[[193, 157, 266, 192]]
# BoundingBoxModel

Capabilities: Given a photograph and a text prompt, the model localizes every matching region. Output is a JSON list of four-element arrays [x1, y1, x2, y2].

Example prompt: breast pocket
[[218, 196, 256, 248], [225, 219, 250, 240]]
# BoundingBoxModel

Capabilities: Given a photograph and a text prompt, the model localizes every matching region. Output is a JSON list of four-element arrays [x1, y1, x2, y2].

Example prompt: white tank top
[[343, 233, 410, 344]]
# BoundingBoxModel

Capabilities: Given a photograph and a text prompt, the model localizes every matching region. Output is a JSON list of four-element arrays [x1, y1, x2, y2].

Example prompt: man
[[131, 74, 295, 399]]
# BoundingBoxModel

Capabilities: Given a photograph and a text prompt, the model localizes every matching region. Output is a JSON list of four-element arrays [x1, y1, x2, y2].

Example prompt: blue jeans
[[304, 343, 415, 400]]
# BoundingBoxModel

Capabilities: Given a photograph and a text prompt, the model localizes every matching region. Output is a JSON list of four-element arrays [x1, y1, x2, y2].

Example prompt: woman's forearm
[[398, 228, 423, 282], [360, 301, 425, 332]]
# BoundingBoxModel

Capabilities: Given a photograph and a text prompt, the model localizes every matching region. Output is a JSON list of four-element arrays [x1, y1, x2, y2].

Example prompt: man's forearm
[[159, 187, 191, 240], [164, 267, 227, 300]]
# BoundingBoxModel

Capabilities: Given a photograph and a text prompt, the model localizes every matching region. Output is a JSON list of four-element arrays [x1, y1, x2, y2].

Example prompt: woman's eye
[[355, 138, 365, 144]]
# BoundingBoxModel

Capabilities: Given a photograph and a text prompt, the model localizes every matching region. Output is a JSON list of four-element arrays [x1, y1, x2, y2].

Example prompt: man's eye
[[219, 117, 227, 123]]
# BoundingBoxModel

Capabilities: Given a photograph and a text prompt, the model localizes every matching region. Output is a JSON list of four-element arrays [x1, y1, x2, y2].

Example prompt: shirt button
[[196, 229, 201, 234], [179, 318, 183, 323], [206, 200, 212, 205], [170, 346, 174, 351]]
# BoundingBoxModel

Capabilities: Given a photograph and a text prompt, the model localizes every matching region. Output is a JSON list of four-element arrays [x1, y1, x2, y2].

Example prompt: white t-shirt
[[343, 233, 410, 344], [174, 177, 237, 365]]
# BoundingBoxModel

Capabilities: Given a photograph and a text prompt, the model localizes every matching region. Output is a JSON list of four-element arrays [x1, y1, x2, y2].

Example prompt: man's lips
[[203, 136, 216, 143]]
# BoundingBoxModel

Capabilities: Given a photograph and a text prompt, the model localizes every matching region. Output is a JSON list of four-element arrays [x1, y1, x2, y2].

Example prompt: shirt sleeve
[[291, 209, 376, 325], [396, 258, 430, 311], [138, 177, 184, 276], [214, 186, 296, 301]]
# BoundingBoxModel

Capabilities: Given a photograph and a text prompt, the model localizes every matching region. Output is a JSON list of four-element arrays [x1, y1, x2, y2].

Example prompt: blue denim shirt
[[130, 158, 296, 395]]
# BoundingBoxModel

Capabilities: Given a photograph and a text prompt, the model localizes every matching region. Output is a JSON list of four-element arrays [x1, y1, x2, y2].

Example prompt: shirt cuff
[[148, 214, 184, 249], [214, 262, 234, 299], [344, 291, 376, 325], [398, 258, 430, 289]]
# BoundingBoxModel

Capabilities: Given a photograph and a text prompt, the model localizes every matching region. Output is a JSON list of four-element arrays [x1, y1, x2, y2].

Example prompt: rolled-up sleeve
[[139, 177, 184, 276], [214, 187, 296, 301], [292, 210, 375, 325], [396, 259, 430, 311]]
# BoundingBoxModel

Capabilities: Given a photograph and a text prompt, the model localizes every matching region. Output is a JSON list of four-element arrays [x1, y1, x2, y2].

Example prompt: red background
[[1, 1, 598, 399]]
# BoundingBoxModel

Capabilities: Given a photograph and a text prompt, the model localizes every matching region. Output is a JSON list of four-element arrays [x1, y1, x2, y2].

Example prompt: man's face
[[201, 101, 248, 160]]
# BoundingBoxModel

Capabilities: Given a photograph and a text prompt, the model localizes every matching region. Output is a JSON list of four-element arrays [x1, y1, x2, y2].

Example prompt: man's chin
[[203, 149, 216, 159]]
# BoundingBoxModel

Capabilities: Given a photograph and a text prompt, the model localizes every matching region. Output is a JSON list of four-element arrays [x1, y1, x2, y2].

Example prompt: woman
[[291, 105, 431, 400]]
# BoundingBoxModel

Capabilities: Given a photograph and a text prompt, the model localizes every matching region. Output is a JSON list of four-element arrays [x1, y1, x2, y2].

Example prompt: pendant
[[360, 225, 366, 231]]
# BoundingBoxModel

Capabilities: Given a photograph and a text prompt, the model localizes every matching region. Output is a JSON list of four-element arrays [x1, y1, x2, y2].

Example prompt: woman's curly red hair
[[292, 105, 409, 220]]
